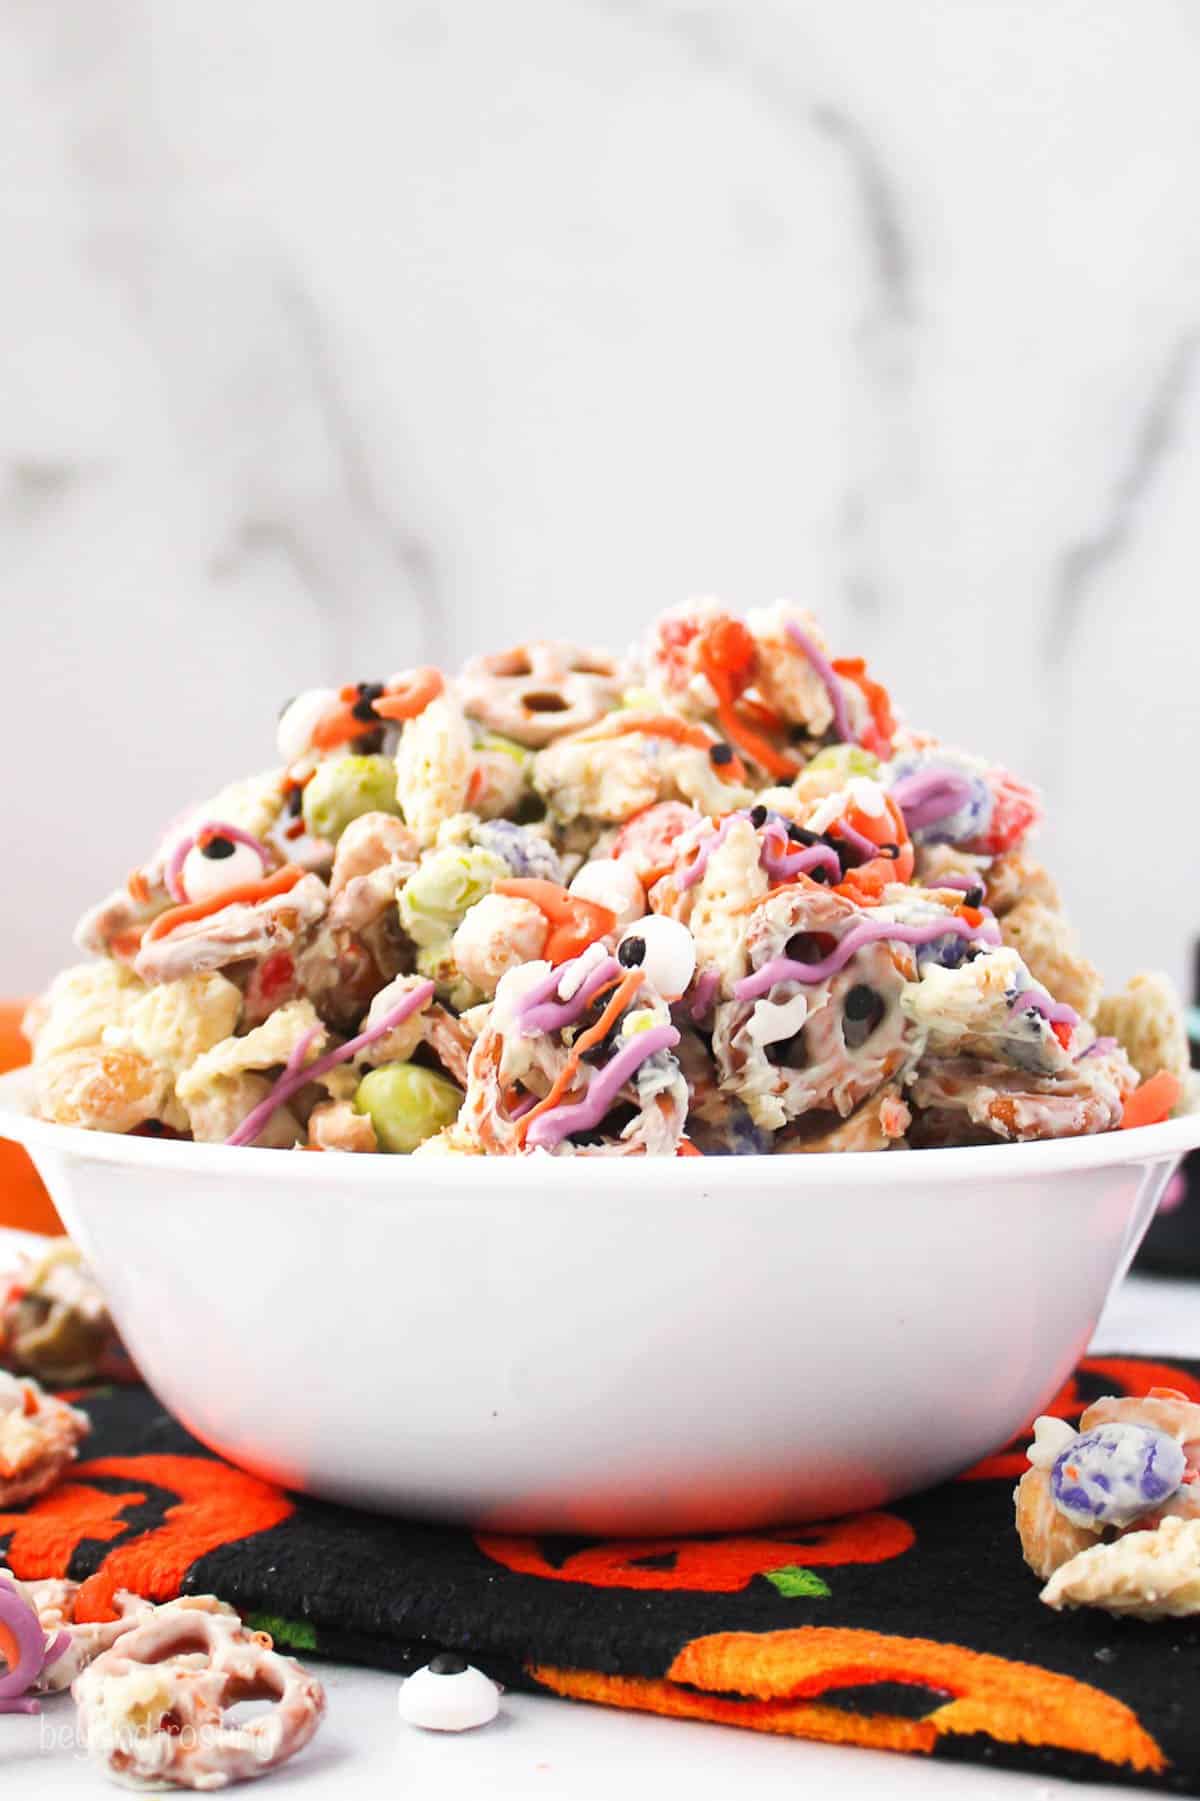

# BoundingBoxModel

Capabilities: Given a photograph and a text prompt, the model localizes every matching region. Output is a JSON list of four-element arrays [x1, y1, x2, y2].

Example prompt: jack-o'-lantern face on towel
[[529, 1628, 1166, 1775], [476, 1515, 915, 1592]]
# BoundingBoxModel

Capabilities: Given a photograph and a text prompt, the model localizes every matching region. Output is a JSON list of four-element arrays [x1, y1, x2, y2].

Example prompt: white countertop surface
[[2, 1226, 1193, 1799]]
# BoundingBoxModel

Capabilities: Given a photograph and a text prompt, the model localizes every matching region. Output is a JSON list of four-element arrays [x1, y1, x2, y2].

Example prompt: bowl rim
[[2, 1065, 1198, 1188]]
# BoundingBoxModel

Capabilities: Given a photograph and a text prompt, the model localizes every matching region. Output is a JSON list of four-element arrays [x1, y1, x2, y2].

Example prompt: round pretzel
[[456, 641, 622, 747], [0, 1372, 89, 1507], [73, 1596, 325, 1789]]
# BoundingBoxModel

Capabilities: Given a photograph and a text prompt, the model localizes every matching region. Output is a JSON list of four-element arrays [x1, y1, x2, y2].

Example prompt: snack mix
[[1016, 1389, 1200, 1619], [24, 603, 1190, 1157]]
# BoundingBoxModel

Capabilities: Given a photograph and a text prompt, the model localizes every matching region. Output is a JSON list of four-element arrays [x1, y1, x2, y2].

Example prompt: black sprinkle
[[201, 837, 235, 860], [351, 697, 377, 723], [428, 1652, 468, 1677], [709, 743, 733, 766], [965, 886, 984, 908], [878, 843, 901, 859], [357, 681, 386, 702], [790, 825, 821, 846], [286, 786, 304, 818], [352, 728, 385, 755], [618, 936, 646, 969], [749, 805, 767, 828]]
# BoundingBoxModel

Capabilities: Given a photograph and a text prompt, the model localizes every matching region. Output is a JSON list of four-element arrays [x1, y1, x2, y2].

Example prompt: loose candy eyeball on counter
[[276, 688, 340, 764], [616, 915, 696, 999], [1051, 1422, 1186, 1530], [398, 1652, 501, 1731], [179, 836, 266, 904]]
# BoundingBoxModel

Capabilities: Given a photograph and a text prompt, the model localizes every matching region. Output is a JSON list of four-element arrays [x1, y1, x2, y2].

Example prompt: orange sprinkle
[[465, 767, 487, 809], [109, 927, 147, 960], [697, 632, 797, 781], [582, 713, 748, 787], [676, 1138, 702, 1157], [126, 869, 151, 906], [311, 703, 368, 752], [495, 878, 617, 965], [516, 968, 643, 1147], [372, 667, 444, 722], [833, 656, 896, 758], [1120, 1070, 1182, 1131], [144, 865, 304, 943]]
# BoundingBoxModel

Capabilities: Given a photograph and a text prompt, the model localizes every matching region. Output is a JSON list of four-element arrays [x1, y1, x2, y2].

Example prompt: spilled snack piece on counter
[[397, 1652, 502, 1732], [1016, 1388, 1200, 1618], [72, 1596, 326, 1789], [0, 1370, 89, 1507], [23, 602, 1189, 1156], [1, 1565, 327, 1785], [1, 1239, 133, 1386]]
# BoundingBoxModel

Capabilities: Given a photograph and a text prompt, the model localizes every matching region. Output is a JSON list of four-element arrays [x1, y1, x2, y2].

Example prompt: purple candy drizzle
[[784, 621, 854, 744], [0, 1580, 69, 1714], [734, 915, 1001, 1003], [890, 767, 977, 832], [519, 956, 623, 1037], [1008, 985, 1080, 1030], [225, 981, 436, 1146], [524, 1023, 680, 1151]]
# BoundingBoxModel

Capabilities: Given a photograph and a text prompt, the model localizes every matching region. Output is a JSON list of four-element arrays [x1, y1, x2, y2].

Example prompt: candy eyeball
[[616, 915, 696, 999], [276, 688, 339, 764], [397, 1653, 501, 1731], [569, 858, 646, 930], [180, 836, 266, 904], [1051, 1422, 1186, 1530]]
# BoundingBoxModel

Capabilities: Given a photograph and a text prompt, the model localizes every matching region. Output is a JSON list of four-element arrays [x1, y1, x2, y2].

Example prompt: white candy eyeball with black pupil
[[397, 1653, 500, 1731], [276, 687, 339, 764], [180, 837, 265, 904], [616, 914, 696, 998]]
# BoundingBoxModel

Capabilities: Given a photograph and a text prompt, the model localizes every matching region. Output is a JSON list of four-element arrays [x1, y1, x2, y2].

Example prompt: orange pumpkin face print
[[476, 1514, 915, 1593], [0, 1455, 293, 1621], [530, 1627, 1166, 1776]]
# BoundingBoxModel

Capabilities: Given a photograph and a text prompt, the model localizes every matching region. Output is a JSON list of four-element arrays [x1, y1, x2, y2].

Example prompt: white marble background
[[1, 0, 1198, 999]]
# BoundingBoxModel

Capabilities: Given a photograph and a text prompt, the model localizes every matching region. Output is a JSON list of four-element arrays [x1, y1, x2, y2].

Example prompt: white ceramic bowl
[[2, 1065, 1196, 1534]]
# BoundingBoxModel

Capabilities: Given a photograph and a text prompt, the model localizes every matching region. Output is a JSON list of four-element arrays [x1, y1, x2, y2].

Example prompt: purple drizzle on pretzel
[[735, 915, 1001, 1003], [524, 1024, 681, 1151], [225, 981, 436, 1146]]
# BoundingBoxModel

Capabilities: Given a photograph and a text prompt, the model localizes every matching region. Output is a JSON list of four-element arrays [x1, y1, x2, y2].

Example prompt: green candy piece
[[354, 1062, 463, 1154], [804, 744, 879, 781], [302, 756, 399, 842], [398, 846, 508, 948]]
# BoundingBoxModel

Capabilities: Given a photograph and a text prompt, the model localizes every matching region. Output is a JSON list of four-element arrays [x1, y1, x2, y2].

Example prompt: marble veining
[[1, 0, 1198, 1001]]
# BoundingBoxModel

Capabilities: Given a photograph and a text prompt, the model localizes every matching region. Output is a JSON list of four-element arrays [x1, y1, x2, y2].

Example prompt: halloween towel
[[5, 1355, 1200, 1793]]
